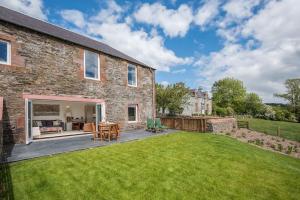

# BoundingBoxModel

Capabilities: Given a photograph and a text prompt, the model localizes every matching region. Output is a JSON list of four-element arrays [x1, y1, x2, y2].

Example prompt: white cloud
[[194, 0, 220, 28], [242, 0, 300, 47], [134, 3, 193, 38], [216, 0, 261, 42], [60, 10, 85, 28], [87, 21, 191, 71], [161, 81, 170, 86], [196, 0, 300, 102], [172, 68, 186, 74], [222, 0, 260, 22], [90, 0, 122, 23], [0, 0, 47, 20], [60, 1, 191, 71]]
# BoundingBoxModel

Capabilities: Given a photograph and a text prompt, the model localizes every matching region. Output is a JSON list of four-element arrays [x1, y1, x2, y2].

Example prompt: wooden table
[[98, 123, 119, 141]]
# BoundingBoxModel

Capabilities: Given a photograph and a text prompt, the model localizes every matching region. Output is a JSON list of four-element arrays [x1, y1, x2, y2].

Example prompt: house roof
[[0, 6, 154, 70], [190, 89, 209, 99]]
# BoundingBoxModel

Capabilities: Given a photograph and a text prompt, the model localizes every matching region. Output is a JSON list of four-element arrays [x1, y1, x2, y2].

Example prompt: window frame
[[128, 104, 138, 123], [0, 39, 11, 65], [83, 49, 100, 81], [127, 64, 137, 87]]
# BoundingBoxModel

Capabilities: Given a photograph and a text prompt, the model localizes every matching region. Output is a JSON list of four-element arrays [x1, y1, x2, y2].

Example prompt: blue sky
[[1, 0, 300, 102], [43, 0, 223, 90]]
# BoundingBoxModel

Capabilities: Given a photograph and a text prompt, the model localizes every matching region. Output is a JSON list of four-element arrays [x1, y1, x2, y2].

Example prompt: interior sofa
[[33, 120, 64, 133]]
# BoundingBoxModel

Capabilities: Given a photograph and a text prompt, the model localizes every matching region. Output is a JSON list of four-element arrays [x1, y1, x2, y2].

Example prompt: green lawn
[[2, 132, 300, 200], [243, 118, 300, 142]]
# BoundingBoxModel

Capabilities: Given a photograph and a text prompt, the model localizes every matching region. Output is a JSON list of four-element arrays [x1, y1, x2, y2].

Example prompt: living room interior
[[31, 100, 98, 139]]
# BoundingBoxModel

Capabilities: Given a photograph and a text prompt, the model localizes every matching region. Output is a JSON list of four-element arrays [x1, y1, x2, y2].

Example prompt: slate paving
[[2, 129, 175, 163]]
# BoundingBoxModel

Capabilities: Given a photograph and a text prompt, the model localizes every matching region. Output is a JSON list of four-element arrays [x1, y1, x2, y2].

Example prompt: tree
[[275, 79, 300, 122], [156, 83, 170, 114], [245, 93, 264, 116], [156, 82, 190, 116], [167, 83, 190, 115], [212, 78, 246, 114]]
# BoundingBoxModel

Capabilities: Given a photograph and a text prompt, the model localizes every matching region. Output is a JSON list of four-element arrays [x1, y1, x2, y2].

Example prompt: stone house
[[182, 89, 212, 116], [0, 6, 156, 144]]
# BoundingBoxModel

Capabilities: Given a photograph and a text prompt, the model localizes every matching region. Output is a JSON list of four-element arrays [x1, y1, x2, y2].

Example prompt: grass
[[2, 132, 300, 200], [243, 118, 300, 142]]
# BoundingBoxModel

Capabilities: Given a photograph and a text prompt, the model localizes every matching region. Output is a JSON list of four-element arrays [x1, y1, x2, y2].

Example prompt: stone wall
[[207, 118, 237, 133], [0, 22, 155, 144], [0, 97, 3, 159]]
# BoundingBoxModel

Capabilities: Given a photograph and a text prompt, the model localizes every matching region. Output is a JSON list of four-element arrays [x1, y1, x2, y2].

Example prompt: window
[[128, 105, 137, 122], [33, 104, 60, 116], [0, 40, 10, 65], [84, 50, 100, 80], [128, 64, 137, 86]]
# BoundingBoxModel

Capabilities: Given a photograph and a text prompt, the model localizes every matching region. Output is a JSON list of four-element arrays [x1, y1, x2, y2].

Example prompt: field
[[243, 118, 300, 142], [1, 132, 300, 200]]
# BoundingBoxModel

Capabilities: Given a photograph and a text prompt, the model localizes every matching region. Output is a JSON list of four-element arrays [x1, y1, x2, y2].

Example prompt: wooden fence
[[237, 120, 249, 129], [160, 117, 207, 132]]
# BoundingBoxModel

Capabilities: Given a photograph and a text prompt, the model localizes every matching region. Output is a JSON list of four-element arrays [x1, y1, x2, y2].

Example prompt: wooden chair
[[110, 124, 119, 141], [99, 124, 111, 142], [83, 123, 93, 132], [116, 124, 121, 138], [91, 123, 102, 142]]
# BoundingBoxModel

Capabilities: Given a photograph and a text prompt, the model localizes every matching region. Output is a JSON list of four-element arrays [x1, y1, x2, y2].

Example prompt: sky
[[0, 0, 300, 103]]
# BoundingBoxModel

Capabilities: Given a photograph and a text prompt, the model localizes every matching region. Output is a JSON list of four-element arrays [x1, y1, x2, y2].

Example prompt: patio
[[2, 129, 175, 163]]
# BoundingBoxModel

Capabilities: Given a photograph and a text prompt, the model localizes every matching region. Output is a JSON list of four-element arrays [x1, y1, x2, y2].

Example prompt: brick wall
[[0, 22, 155, 144]]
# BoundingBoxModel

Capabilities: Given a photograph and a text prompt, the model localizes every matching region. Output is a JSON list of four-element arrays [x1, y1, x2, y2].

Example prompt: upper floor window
[[84, 50, 100, 80], [0, 40, 10, 65], [128, 64, 137, 87]]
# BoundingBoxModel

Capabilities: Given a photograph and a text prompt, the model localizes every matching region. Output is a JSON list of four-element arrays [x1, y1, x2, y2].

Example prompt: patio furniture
[[109, 123, 120, 141], [155, 118, 167, 132], [99, 123, 111, 142], [91, 123, 102, 142], [146, 118, 156, 132], [83, 123, 93, 132], [116, 124, 121, 138], [99, 122, 119, 142]]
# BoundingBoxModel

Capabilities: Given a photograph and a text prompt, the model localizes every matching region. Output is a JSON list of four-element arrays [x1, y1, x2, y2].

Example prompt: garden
[[1, 132, 300, 200]]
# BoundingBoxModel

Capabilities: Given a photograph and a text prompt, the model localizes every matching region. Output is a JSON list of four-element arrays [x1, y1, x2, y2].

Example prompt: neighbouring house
[[0, 6, 156, 144], [182, 89, 212, 116]]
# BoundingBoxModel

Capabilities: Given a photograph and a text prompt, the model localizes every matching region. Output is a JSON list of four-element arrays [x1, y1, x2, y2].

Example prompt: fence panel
[[237, 120, 249, 129], [160, 117, 208, 132]]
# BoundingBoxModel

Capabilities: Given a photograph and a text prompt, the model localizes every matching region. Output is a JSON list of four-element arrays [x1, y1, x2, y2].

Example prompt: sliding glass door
[[25, 99, 32, 144], [96, 103, 102, 132]]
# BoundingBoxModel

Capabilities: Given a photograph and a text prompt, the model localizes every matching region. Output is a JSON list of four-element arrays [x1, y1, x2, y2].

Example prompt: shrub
[[257, 105, 276, 120], [274, 109, 285, 121], [255, 139, 263, 146], [286, 146, 293, 154], [215, 106, 228, 117], [226, 107, 235, 116], [277, 144, 283, 152]]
